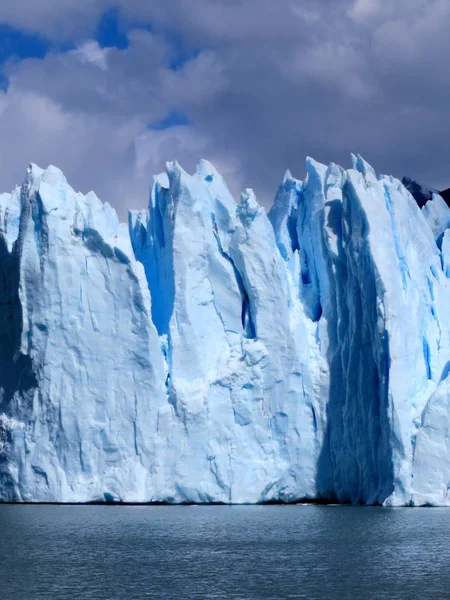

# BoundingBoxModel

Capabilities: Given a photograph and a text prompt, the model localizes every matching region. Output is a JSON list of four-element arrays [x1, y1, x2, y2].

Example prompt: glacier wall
[[0, 156, 449, 505]]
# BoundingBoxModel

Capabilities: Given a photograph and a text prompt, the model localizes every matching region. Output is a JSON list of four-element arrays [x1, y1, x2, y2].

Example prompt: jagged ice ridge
[[0, 155, 449, 505]]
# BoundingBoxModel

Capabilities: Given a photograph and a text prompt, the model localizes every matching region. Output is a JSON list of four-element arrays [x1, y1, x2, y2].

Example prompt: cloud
[[0, 0, 108, 38], [348, 0, 382, 23], [0, 86, 144, 211], [0, 0, 450, 220], [71, 41, 109, 70], [0, 30, 230, 217]]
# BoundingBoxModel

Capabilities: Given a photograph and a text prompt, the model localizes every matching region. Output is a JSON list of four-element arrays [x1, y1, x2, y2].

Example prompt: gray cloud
[[0, 0, 108, 38], [1, 0, 450, 220]]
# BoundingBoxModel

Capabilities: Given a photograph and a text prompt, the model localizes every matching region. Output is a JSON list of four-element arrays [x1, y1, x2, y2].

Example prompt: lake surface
[[1, 504, 449, 599]]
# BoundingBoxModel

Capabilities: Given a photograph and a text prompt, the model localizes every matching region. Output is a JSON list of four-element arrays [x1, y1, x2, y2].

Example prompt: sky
[[0, 0, 450, 218]]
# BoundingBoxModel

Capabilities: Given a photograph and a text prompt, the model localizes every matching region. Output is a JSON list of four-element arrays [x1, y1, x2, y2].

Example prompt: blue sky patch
[[0, 24, 73, 90], [147, 111, 191, 130], [95, 9, 129, 50], [0, 24, 52, 64], [166, 33, 202, 71]]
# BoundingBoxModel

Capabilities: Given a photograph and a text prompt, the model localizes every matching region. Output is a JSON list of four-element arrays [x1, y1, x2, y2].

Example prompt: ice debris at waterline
[[0, 156, 449, 506]]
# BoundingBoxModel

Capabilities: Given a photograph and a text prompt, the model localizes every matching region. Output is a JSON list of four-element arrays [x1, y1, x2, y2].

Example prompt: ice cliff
[[0, 156, 449, 505]]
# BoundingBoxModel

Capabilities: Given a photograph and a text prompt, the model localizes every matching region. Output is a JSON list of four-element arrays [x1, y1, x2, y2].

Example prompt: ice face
[[1, 156, 449, 505], [411, 367, 450, 506], [130, 160, 322, 503], [442, 230, 450, 278], [0, 165, 169, 502]]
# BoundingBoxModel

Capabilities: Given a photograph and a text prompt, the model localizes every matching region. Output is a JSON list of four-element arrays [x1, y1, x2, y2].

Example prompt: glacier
[[0, 156, 449, 505]]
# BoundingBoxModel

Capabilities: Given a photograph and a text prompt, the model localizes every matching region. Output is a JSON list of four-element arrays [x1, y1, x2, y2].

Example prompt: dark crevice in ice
[[422, 337, 432, 380], [316, 179, 394, 506], [212, 214, 256, 339]]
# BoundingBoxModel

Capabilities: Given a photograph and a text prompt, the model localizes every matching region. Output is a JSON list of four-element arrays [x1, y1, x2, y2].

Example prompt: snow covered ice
[[0, 155, 449, 505]]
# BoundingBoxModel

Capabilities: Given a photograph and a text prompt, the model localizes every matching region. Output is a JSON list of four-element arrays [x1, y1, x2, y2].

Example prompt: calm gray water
[[1, 505, 449, 599]]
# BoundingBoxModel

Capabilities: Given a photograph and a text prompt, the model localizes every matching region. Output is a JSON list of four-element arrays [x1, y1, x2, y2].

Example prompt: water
[[1, 505, 450, 599]]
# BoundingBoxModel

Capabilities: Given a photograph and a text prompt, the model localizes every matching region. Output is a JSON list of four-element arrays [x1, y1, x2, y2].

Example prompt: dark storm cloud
[[1, 0, 450, 218]]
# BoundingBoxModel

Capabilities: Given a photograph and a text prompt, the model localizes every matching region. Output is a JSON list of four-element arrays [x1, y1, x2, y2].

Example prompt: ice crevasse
[[0, 155, 449, 505]]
